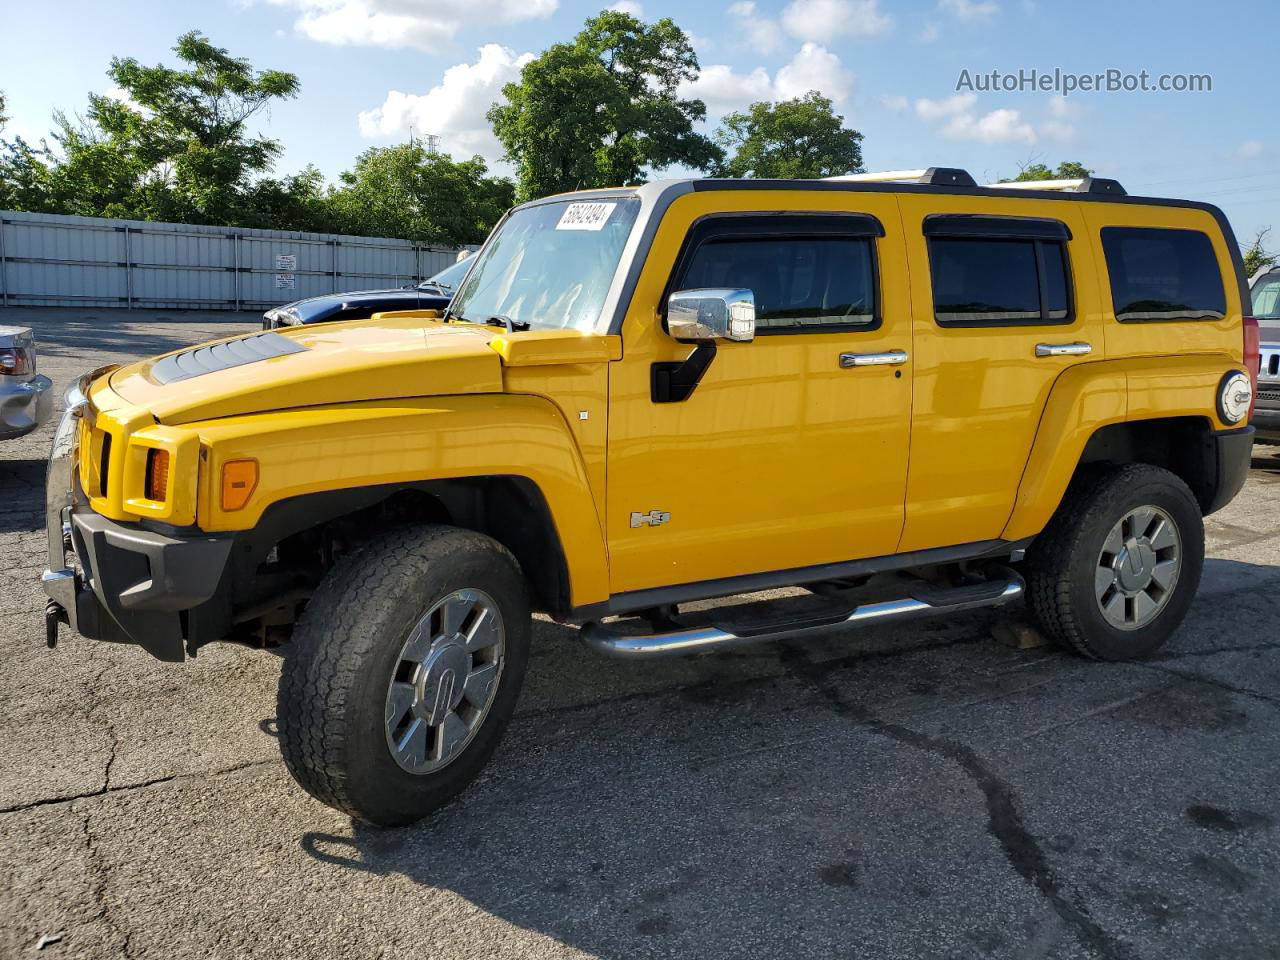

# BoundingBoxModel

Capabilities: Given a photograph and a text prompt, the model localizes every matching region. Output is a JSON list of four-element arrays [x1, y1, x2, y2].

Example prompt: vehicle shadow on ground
[[292, 557, 1280, 959], [0, 459, 48, 533]]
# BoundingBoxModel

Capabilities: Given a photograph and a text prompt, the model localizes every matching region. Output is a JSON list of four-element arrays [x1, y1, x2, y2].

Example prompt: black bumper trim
[[71, 513, 234, 662], [1204, 425, 1254, 515]]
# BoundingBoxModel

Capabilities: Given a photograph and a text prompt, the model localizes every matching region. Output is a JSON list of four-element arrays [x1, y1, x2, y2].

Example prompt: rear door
[[896, 196, 1105, 552]]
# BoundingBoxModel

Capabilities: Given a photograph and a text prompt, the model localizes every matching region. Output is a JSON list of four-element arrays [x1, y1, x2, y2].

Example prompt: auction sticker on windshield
[[556, 202, 617, 231]]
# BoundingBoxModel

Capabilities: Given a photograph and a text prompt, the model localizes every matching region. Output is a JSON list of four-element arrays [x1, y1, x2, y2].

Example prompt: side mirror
[[666, 288, 755, 343]]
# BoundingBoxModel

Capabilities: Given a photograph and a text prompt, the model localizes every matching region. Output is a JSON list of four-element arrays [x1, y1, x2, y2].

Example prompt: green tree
[[327, 144, 515, 245], [2, 32, 300, 223], [92, 30, 299, 222], [1243, 227, 1276, 278], [1002, 160, 1093, 183], [488, 10, 721, 201], [0, 91, 7, 132], [714, 92, 863, 179]]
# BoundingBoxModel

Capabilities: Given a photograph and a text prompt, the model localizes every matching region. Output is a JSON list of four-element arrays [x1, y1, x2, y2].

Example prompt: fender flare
[[1002, 354, 1236, 542], [191, 394, 610, 608]]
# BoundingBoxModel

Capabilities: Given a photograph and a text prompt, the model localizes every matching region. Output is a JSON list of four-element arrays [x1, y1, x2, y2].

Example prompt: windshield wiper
[[484, 315, 531, 332]]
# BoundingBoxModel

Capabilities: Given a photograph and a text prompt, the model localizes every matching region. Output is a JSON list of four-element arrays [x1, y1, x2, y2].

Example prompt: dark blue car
[[261, 255, 473, 329]]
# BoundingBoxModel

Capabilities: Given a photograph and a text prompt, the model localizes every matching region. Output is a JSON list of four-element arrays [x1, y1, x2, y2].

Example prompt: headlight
[[1218, 370, 1252, 424]]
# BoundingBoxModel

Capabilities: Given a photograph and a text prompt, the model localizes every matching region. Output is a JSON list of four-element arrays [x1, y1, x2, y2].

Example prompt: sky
[[3, 0, 1277, 245]]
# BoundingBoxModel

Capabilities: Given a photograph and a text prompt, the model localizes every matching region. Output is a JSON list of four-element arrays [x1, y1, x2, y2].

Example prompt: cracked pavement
[[2, 307, 1279, 959]]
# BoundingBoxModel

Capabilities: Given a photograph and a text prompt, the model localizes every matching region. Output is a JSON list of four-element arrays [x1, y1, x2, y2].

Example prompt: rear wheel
[[278, 525, 530, 825], [1026, 464, 1204, 660]]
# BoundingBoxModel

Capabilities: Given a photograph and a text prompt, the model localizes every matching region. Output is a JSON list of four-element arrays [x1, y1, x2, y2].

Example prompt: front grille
[[1260, 344, 1280, 382], [1257, 389, 1280, 403]]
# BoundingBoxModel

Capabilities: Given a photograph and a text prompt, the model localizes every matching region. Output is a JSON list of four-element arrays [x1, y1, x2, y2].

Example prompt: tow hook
[[45, 600, 67, 648]]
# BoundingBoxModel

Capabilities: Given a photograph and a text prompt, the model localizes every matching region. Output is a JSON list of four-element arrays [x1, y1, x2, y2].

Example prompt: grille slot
[[150, 332, 307, 385], [97, 431, 112, 497]]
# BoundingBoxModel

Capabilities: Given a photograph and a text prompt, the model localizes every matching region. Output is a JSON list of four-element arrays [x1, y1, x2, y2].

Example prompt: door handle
[[840, 350, 908, 368], [1035, 342, 1092, 358]]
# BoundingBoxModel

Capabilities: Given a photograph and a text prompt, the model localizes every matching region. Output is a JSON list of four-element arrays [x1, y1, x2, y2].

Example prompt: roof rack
[[825, 167, 978, 187], [985, 177, 1128, 196]]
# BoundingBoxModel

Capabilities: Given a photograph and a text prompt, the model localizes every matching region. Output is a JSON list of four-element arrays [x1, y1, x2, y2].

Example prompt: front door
[[605, 191, 913, 597]]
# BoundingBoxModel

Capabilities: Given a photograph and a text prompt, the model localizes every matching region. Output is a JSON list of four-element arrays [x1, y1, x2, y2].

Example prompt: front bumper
[[1251, 385, 1280, 442], [0, 374, 53, 440], [42, 391, 233, 661]]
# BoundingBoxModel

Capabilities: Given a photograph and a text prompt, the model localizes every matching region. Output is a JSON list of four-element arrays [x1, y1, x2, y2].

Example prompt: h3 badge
[[630, 510, 671, 528]]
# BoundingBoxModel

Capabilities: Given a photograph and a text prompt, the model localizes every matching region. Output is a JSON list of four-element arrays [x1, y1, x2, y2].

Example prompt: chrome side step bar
[[581, 577, 1024, 659]]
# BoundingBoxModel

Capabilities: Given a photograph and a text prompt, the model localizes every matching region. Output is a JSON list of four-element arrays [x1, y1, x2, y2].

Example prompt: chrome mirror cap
[[666, 288, 755, 343]]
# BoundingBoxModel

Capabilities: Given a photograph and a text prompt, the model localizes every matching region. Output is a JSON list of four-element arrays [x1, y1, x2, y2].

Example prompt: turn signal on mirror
[[221, 459, 258, 511]]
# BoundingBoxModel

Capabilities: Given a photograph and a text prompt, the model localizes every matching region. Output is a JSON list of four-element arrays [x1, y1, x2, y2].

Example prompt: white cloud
[[1041, 95, 1083, 143], [880, 94, 909, 112], [917, 21, 939, 41], [728, 2, 784, 54], [1236, 140, 1264, 161], [938, 0, 998, 18], [607, 0, 643, 14], [914, 93, 977, 122], [780, 0, 891, 41], [682, 64, 777, 118], [914, 93, 1035, 143], [358, 44, 533, 163], [942, 108, 1036, 144], [684, 44, 853, 119], [269, 0, 557, 50], [775, 43, 854, 101]]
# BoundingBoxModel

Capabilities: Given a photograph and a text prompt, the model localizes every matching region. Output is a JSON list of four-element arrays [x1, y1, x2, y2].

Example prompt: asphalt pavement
[[2, 307, 1278, 960]]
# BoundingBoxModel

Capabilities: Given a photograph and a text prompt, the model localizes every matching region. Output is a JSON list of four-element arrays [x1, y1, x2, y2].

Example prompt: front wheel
[[278, 525, 531, 825], [1025, 464, 1204, 660]]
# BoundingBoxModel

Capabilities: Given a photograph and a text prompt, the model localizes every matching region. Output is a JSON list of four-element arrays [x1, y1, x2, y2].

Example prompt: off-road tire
[[1025, 464, 1204, 660], [278, 524, 530, 825]]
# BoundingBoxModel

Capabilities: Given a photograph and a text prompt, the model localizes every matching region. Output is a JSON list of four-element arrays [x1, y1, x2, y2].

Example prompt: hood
[[108, 316, 623, 425], [110, 316, 503, 424], [1258, 316, 1280, 345]]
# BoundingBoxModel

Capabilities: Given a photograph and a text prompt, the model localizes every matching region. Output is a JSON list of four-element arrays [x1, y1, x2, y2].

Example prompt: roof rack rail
[[985, 177, 1128, 196], [825, 167, 977, 187]]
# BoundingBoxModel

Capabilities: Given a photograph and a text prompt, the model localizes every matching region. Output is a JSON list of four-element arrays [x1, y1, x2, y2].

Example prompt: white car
[[0, 326, 53, 440]]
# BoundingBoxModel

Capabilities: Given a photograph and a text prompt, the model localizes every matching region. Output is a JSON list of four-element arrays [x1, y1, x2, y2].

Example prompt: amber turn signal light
[[145, 449, 169, 502], [221, 459, 258, 511]]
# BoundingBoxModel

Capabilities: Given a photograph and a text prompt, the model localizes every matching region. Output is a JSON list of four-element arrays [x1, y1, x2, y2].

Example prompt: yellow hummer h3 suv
[[43, 169, 1260, 825]]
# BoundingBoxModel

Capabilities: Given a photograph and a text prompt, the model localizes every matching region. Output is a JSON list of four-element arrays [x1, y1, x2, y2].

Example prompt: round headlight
[[1218, 370, 1252, 424]]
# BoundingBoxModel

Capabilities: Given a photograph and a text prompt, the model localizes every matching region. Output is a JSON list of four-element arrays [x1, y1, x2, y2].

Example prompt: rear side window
[[674, 217, 880, 333], [1252, 273, 1280, 319], [928, 237, 1072, 326], [1101, 227, 1226, 322]]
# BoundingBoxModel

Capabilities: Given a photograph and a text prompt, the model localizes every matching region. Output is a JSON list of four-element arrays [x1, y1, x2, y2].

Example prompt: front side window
[[929, 237, 1072, 325], [674, 221, 879, 333], [1101, 227, 1226, 323], [450, 197, 641, 332], [1251, 272, 1280, 319]]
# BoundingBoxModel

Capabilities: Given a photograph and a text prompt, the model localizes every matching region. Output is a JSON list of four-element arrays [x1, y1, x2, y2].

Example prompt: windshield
[[449, 197, 641, 332], [1252, 273, 1280, 319], [420, 256, 473, 293]]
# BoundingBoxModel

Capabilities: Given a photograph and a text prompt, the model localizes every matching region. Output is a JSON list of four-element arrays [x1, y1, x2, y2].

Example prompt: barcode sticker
[[555, 202, 617, 231]]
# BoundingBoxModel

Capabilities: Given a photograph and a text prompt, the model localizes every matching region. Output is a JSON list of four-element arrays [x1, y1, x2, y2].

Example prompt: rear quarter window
[[1101, 227, 1226, 323]]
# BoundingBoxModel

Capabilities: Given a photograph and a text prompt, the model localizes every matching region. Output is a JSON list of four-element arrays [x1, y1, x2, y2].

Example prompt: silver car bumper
[[42, 380, 88, 634], [0, 374, 53, 440]]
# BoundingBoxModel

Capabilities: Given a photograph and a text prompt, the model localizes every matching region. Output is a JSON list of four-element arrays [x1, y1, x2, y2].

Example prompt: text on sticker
[[556, 202, 617, 231]]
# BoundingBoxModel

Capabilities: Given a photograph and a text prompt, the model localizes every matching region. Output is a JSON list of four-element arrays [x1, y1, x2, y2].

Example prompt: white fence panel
[[0, 210, 476, 312]]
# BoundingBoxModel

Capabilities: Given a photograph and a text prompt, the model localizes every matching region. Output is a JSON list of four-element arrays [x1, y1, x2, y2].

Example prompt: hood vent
[[150, 332, 308, 385]]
